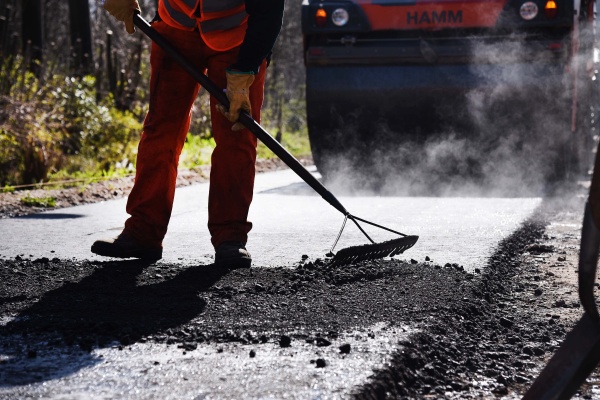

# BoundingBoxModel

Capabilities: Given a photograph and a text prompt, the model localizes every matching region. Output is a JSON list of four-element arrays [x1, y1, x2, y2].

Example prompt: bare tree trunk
[[264, 0, 305, 134], [276, 96, 283, 142], [124, 36, 144, 109], [106, 30, 117, 96], [0, 3, 13, 56], [68, 0, 93, 75], [21, 0, 43, 75]]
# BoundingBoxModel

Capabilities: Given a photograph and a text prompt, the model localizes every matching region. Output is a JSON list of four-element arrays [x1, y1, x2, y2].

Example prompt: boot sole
[[91, 243, 162, 261]]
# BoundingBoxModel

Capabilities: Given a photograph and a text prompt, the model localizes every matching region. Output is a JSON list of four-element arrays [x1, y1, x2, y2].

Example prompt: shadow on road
[[0, 259, 229, 386], [16, 213, 87, 219]]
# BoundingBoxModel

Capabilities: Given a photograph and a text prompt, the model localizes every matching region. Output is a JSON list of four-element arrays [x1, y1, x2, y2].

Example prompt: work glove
[[104, 0, 141, 34], [216, 70, 255, 131]]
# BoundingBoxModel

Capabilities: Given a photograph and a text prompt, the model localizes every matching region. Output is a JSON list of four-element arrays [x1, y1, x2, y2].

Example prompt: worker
[[91, 0, 285, 268]]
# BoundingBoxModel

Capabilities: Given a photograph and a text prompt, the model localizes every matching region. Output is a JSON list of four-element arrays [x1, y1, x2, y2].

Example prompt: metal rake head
[[328, 235, 419, 267]]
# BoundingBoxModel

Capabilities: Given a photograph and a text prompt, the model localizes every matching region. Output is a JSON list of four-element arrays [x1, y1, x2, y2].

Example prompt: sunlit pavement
[[0, 167, 541, 271]]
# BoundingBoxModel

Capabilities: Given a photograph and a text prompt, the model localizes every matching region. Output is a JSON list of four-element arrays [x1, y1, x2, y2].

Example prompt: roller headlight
[[520, 2, 539, 20], [331, 8, 349, 27]]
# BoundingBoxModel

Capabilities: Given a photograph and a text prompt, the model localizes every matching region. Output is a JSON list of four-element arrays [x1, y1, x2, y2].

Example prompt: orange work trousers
[[124, 21, 266, 249]]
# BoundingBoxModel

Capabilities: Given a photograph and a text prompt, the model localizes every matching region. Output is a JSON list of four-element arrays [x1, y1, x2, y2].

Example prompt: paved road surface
[[0, 167, 546, 399], [0, 167, 541, 271]]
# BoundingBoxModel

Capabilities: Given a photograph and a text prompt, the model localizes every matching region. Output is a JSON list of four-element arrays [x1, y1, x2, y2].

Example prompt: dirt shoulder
[[0, 157, 311, 219]]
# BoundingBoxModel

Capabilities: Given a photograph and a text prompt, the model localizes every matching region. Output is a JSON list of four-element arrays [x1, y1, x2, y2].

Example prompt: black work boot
[[91, 233, 162, 261], [215, 241, 252, 269]]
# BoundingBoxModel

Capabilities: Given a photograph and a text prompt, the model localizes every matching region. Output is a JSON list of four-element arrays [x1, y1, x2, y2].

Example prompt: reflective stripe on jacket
[[158, 0, 248, 51]]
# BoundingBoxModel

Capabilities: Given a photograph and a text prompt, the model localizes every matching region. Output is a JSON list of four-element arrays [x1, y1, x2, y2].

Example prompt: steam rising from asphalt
[[320, 39, 592, 198]]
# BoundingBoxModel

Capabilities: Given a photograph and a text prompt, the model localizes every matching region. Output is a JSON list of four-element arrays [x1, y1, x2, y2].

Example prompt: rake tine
[[329, 236, 419, 267], [328, 214, 418, 266], [349, 215, 375, 244], [351, 215, 409, 237], [328, 215, 349, 255]]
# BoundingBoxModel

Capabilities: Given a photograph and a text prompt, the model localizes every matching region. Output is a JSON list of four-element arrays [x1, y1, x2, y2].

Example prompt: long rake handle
[[133, 14, 349, 217]]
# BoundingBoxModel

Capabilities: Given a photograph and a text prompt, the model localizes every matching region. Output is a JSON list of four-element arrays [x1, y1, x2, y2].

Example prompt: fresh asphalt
[[0, 166, 550, 399]]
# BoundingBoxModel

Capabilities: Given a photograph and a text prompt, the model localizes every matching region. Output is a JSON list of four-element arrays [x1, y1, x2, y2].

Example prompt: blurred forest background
[[0, 0, 307, 187]]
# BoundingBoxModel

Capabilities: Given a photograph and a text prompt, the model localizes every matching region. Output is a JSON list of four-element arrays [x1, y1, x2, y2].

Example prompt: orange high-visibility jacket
[[158, 0, 248, 51]]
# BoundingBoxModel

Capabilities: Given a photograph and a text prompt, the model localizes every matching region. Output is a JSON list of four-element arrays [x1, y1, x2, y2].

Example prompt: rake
[[133, 13, 418, 266]]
